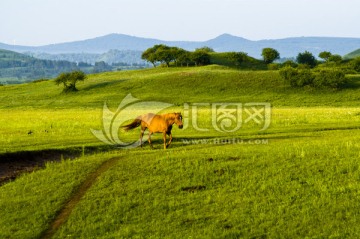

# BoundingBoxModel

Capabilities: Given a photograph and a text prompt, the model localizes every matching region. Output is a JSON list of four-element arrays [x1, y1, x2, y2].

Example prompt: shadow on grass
[[81, 79, 128, 91], [0, 145, 115, 186]]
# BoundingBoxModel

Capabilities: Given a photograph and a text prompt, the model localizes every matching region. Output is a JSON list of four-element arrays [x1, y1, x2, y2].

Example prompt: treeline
[[141, 44, 360, 90], [28, 49, 148, 66], [141, 44, 263, 68], [272, 51, 360, 90], [141, 45, 214, 67], [0, 49, 149, 84]]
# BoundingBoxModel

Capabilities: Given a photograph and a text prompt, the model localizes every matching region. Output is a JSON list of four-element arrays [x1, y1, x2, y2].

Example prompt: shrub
[[279, 67, 296, 79], [348, 57, 360, 73], [267, 63, 279, 70], [280, 67, 347, 89], [313, 69, 347, 89], [32, 78, 49, 83], [281, 60, 297, 68], [294, 69, 314, 87]]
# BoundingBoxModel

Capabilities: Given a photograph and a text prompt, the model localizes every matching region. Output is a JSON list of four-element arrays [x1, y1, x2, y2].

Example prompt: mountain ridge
[[1, 33, 360, 58]]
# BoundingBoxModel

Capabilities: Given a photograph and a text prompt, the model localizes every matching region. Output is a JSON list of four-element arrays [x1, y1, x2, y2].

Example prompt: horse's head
[[174, 112, 183, 129]]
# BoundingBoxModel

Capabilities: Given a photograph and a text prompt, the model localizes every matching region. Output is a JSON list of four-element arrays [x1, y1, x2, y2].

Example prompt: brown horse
[[122, 112, 183, 149]]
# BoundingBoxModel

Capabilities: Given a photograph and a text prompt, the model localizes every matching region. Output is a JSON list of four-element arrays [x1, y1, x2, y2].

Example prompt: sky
[[0, 0, 359, 46]]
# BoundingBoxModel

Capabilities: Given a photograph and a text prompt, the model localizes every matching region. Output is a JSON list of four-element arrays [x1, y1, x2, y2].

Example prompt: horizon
[[1, 0, 360, 46], [2, 32, 360, 48]]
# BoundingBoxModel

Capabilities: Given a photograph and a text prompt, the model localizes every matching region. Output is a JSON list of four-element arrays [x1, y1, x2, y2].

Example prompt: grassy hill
[[1, 66, 360, 238], [344, 48, 360, 59], [1, 65, 360, 109]]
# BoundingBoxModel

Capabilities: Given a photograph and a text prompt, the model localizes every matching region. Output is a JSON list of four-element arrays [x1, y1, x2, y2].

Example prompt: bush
[[279, 67, 347, 89], [348, 57, 360, 73], [281, 60, 297, 68], [32, 78, 49, 83], [313, 69, 347, 89], [294, 69, 314, 87], [279, 67, 298, 81], [267, 63, 279, 70]]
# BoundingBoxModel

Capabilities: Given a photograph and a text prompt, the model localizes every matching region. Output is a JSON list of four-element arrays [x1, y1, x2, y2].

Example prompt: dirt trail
[[40, 156, 121, 239]]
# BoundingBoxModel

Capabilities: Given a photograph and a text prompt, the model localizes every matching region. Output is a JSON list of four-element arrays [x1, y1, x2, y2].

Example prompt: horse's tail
[[122, 119, 142, 131]]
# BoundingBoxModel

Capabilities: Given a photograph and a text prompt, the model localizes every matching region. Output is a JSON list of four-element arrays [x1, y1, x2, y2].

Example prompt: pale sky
[[0, 0, 359, 46]]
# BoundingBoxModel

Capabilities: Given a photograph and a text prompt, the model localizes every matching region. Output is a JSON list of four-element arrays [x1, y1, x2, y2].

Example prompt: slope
[[344, 48, 360, 59], [1, 65, 360, 109]]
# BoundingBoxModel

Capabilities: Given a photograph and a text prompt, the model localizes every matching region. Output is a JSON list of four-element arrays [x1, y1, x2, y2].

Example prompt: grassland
[[0, 65, 360, 238]]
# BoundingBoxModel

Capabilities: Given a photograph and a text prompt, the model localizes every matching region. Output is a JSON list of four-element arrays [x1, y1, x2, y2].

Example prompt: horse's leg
[[139, 126, 146, 147], [148, 131, 153, 149], [166, 132, 173, 148], [163, 132, 167, 150]]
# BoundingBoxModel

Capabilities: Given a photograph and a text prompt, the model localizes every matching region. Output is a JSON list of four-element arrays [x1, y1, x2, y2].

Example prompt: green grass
[[0, 65, 360, 238], [1, 127, 360, 238], [1, 65, 360, 109]]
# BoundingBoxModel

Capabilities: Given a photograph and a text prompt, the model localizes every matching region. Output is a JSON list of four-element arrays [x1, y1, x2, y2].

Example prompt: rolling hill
[[1, 66, 360, 238], [344, 48, 360, 59], [1, 65, 360, 110], [2, 33, 360, 58]]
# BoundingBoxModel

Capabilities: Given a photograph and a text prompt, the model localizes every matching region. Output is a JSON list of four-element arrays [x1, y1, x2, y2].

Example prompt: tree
[[227, 52, 248, 66], [318, 51, 332, 62], [261, 48, 280, 64], [328, 54, 342, 63], [141, 45, 163, 67], [174, 49, 192, 67], [195, 46, 215, 53], [55, 70, 86, 93], [155, 45, 175, 67], [93, 61, 112, 73], [191, 50, 211, 66], [296, 51, 317, 68]]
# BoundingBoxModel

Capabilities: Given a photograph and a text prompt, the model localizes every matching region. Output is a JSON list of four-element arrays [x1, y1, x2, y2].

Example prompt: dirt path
[[40, 156, 122, 239]]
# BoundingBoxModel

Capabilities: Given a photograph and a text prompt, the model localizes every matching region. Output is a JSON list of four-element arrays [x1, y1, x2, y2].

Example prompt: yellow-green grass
[[1, 65, 360, 238], [0, 127, 359, 238], [1, 65, 360, 110], [1, 107, 359, 153]]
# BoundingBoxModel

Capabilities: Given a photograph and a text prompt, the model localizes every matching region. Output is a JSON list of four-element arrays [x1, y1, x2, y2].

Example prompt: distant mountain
[[0, 49, 78, 84], [0, 48, 148, 84], [1, 33, 360, 58], [28, 49, 147, 65], [344, 48, 360, 59]]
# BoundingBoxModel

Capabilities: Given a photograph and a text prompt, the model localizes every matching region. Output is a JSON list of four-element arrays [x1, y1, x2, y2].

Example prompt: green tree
[[296, 51, 317, 68], [191, 50, 210, 66], [227, 52, 248, 66], [155, 45, 175, 67], [195, 46, 215, 53], [141, 45, 163, 67], [55, 70, 86, 93], [328, 54, 342, 63], [175, 49, 192, 67], [261, 48, 280, 64], [93, 61, 112, 73], [318, 51, 332, 62]]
